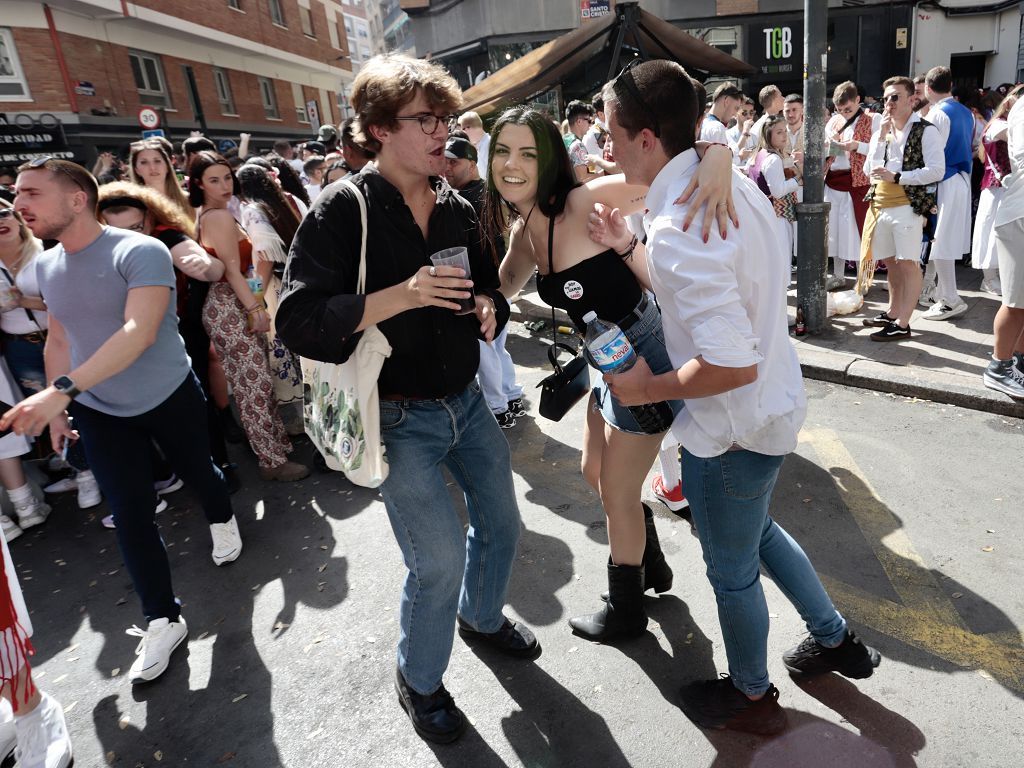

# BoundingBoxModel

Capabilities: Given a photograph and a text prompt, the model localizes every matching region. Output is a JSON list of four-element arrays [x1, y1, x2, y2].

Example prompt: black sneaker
[[678, 675, 787, 735], [782, 629, 882, 679], [983, 361, 1024, 399], [507, 398, 527, 418], [862, 312, 895, 328], [496, 410, 516, 429], [869, 321, 911, 342], [394, 668, 466, 744]]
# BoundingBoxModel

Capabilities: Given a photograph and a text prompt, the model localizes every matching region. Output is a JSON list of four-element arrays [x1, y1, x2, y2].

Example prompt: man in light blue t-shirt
[[2, 158, 241, 686]]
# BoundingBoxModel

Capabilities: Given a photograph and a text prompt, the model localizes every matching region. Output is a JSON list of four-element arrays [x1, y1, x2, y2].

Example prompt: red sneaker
[[652, 474, 688, 512]]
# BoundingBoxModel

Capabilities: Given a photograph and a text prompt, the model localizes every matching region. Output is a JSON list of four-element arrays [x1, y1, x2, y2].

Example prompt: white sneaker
[[102, 499, 167, 530], [127, 616, 188, 683], [0, 699, 15, 763], [76, 471, 102, 509], [980, 277, 1002, 296], [154, 474, 184, 496], [210, 516, 242, 566], [921, 300, 968, 321], [1, 515, 22, 543], [918, 284, 936, 307], [42, 476, 77, 494], [14, 499, 51, 530], [13, 692, 72, 768]]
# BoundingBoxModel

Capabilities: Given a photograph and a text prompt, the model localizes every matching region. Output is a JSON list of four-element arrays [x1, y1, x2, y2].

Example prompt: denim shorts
[[588, 296, 684, 436]]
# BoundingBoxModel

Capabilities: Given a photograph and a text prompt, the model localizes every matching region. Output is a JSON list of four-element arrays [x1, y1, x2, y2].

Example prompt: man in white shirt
[[740, 84, 783, 164], [700, 82, 743, 146], [302, 156, 325, 202], [457, 111, 491, 181], [727, 96, 756, 164], [987, 97, 1024, 398], [858, 75, 944, 340], [598, 59, 881, 736], [582, 94, 606, 156]]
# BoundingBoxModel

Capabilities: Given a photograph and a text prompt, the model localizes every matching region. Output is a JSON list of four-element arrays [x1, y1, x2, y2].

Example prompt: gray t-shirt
[[35, 227, 191, 416]]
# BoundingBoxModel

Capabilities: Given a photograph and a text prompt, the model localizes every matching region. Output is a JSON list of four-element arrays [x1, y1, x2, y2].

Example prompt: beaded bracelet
[[617, 234, 639, 259]]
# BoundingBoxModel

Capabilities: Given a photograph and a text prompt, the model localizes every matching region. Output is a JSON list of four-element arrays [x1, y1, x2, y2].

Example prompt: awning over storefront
[[461, 2, 754, 115]]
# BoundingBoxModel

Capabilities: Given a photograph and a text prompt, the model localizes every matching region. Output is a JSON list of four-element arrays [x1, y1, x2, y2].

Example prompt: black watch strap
[[53, 375, 80, 400], [893, 172, 901, 185]]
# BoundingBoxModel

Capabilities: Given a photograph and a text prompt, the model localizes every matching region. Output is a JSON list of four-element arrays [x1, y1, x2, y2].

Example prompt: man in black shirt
[[443, 136, 485, 210], [276, 55, 537, 745]]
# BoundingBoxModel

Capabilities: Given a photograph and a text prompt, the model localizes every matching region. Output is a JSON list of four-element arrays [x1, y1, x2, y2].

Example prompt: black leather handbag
[[536, 215, 590, 422], [537, 340, 590, 421]]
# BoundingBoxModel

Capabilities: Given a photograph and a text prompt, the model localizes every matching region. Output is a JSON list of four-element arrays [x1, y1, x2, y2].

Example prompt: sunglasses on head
[[614, 59, 661, 138], [26, 156, 88, 193]]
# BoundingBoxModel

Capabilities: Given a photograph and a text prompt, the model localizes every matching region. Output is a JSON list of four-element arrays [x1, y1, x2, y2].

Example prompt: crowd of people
[[0, 49, 1022, 764]]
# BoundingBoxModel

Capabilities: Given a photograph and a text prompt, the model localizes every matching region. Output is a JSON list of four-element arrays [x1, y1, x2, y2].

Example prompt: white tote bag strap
[[337, 178, 369, 294]]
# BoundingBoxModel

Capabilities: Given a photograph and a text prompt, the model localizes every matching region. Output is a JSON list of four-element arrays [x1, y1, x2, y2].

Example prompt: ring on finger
[[428, 266, 437, 277]]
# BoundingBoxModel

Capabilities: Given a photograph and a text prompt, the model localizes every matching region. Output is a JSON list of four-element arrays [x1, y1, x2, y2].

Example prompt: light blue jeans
[[379, 382, 522, 694], [477, 326, 523, 414], [682, 447, 847, 696]]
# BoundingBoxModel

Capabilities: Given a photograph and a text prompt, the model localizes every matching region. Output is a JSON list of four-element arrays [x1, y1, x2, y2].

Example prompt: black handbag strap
[[547, 342, 578, 374], [548, 213, 557, 347]]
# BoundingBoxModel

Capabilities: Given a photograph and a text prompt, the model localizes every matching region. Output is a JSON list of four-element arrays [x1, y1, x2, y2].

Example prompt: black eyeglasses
[[394, 113, 459, 135], [614, 59, 660, 138], [26, 156, 87, 193], [885, 93, 901, 103]]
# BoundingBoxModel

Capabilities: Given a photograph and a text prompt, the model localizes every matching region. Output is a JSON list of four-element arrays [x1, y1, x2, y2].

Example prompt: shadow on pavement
[[773, 454, 1023, 703]]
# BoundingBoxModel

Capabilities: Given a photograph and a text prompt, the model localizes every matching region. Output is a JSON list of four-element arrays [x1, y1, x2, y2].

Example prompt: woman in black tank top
[[482, 107, 735, 643]]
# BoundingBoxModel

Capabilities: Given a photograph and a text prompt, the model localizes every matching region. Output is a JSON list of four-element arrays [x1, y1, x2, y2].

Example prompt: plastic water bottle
[[582, 310, 673, 433], [583, 311, 637, 373]]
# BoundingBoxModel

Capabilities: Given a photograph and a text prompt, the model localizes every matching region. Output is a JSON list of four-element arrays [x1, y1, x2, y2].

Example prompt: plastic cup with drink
[[429, 247, 475, 315]]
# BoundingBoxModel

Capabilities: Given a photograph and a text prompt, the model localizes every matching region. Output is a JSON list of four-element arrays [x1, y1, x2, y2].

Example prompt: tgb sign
[[747, 20, 803, 77]]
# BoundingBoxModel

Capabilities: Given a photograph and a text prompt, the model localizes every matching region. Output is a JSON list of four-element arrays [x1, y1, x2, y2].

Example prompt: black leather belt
[[616, 294, 650, 332], [6, 330, 47, 344]]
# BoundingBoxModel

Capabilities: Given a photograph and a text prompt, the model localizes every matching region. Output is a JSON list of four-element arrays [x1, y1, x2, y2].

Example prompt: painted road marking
[[800, 428, 1024, 694]]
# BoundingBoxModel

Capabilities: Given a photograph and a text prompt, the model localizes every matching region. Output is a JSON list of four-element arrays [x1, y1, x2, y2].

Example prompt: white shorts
[[870, 205, 924, 263]]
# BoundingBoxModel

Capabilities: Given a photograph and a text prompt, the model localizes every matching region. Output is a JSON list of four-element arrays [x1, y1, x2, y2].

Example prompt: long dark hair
[[187, 151, 240, 207], [264, 153, 311, 207], [236, 164, 300, 247], [481, 106, 578, 265]]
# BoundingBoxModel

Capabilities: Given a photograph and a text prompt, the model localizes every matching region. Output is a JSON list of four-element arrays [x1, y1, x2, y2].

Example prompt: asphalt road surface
[[7, 323, 1022, 768]]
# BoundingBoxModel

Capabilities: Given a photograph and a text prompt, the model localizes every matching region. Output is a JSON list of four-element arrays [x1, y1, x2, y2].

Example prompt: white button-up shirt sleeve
[[647, 217, 764, 370], [929, 103, 951, 145], [761, 153, 799, 197]]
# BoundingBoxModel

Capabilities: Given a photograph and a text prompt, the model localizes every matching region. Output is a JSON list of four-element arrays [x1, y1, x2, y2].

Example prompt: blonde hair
[[757, 114, 789, 157], [129, 140, 193, 221], [0, 199, 44, 267], [351, 54, 463, 153], [458, 110, 483, 130], [97, 181, 195, 235]]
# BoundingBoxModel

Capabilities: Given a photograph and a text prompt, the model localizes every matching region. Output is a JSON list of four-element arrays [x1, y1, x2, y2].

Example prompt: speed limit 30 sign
[[138, 107, 161, 129]]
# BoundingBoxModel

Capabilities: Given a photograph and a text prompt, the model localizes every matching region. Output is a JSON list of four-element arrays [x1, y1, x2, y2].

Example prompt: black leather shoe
[[457, 616, 541, 659], [394, 668, 466, 744]]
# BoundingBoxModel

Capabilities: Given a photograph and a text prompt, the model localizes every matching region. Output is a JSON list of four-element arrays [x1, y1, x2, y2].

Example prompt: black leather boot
[[642, 503, 673, 594], [601, 504, 673, 600], [569, 561, 648, 642], [395, 667, 467, 744]]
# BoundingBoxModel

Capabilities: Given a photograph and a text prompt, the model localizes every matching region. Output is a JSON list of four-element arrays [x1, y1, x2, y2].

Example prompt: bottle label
[[590, 334, 632, 372]]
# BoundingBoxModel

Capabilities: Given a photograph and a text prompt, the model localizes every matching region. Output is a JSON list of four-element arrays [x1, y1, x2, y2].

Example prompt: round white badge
[[563, 280, 584, 300]]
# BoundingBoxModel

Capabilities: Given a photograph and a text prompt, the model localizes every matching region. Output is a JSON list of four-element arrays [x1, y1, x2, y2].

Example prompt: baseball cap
[[444, 137, 477, 163], [317, 124, 338, 142], [304, 140, 327, 155]]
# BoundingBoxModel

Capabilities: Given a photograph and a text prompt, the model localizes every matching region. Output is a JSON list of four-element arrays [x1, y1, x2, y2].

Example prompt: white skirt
[[971, 186, 1004, 271], [930, 172, 972, 261], [824, 185, 862, 264], [1, 531, 33, 683]]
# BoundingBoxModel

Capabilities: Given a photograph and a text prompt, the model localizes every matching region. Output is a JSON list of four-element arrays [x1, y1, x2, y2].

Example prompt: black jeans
[[71, 373, 233, 622]]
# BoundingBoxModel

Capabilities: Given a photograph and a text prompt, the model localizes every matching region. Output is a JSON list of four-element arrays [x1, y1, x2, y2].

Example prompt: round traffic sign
[[138, 108, 161, 129]]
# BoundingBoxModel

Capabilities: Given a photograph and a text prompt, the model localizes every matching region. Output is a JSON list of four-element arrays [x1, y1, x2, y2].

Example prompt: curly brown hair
[[97, 181, 195, 235], [351, 54, 463, 154]]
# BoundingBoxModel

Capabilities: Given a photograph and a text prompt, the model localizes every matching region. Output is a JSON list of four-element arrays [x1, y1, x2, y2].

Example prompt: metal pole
[[796, 0, 829, 333]]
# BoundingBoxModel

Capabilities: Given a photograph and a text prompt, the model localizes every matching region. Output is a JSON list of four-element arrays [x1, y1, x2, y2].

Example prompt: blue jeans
[[4, 334, 88, 471], [70, 373, 233, 622], [378, 382, 522, 694], [682, 447, 847, 696]]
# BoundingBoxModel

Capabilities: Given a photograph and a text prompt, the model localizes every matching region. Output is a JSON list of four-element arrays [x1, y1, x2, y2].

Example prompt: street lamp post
[[795, 0, 829, 333]]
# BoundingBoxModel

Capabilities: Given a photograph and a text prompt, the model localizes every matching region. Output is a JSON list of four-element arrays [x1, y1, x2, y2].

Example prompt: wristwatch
[[52, 375, 81, 400], [893, 172, 902, 185]]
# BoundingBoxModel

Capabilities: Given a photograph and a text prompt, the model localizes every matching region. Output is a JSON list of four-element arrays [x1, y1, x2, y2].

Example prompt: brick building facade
[[2, 0, 356, 166]]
